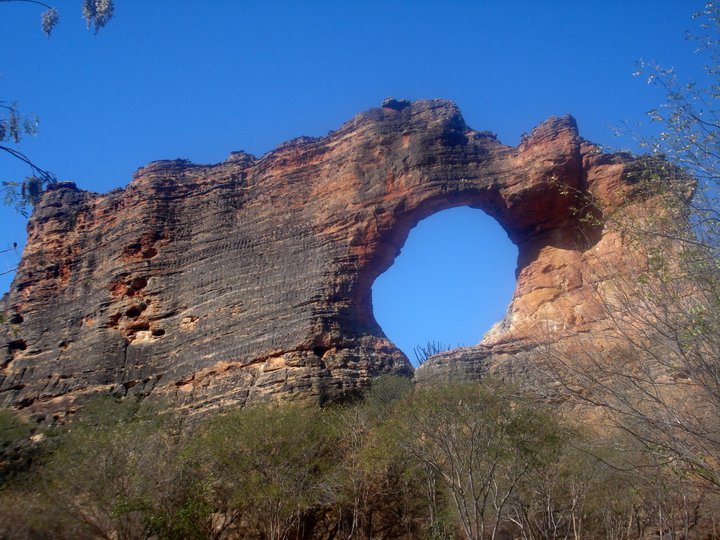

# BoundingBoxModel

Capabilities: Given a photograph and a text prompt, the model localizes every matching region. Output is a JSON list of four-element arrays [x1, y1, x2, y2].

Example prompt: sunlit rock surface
[[0, 99, 645, 417]]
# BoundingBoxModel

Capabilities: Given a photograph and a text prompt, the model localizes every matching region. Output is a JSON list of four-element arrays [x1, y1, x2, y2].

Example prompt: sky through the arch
[[0, 1, 711, 359]]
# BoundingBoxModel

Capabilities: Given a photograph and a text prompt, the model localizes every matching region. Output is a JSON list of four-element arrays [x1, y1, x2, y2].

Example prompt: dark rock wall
[[0, 99, 641, 418]]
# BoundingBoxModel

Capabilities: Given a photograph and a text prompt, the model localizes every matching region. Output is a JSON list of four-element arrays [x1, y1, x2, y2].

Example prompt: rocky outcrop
[[0, 99, 647, 419]]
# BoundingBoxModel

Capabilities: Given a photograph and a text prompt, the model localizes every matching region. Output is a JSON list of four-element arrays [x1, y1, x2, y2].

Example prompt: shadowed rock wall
[[0, 99, 643, 418]]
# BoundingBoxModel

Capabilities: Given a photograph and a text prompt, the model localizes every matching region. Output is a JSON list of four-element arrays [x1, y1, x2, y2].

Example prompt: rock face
[[0, 99, 646, 418]]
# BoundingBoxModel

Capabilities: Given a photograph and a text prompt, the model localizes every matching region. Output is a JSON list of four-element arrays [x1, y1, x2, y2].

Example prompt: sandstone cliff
[[0, 99, 646, 419]]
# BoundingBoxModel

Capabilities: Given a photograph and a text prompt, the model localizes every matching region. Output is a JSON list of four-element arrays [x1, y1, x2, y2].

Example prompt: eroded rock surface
[[0, 99, 646, 418]]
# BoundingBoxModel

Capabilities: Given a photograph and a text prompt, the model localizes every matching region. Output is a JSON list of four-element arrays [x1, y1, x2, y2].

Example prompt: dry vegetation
[[1, 377, 718, 540]]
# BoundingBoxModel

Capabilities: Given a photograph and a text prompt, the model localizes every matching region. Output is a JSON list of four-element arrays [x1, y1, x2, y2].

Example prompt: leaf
[[82, 0, 115, 33], [41, 8, 59, 37]]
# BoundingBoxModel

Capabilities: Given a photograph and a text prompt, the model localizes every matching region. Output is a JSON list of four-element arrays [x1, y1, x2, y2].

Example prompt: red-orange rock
[[0, 99, 647, 418]]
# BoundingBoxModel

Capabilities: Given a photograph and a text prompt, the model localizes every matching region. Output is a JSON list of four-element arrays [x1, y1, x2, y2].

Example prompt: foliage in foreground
[[1, 0, 116, 216], [0, 377, 719, 540]]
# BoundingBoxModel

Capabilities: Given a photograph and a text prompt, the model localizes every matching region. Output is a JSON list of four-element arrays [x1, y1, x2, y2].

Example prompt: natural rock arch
[[371, 205, 518, 362], [0, 99, 641, 417]]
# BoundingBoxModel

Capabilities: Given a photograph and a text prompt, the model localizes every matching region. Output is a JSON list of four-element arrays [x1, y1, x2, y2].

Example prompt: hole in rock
[[125, 304, 146, 318], [372, 206, 517, 367], [313, 346, 329, 358], [8, 339, 27, 352], [129, 322, 150, 333], [127, 277, 148, 296], [123, 243, 141, 257]]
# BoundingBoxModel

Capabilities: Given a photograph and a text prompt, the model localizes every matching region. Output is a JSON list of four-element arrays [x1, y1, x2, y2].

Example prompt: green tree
[[0, 407, 35, 484], [30, 397, 210, 540], [195, 403, 339, 540]]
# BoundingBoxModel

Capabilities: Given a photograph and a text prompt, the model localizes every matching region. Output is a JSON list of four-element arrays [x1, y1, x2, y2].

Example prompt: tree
[[534, 1, 720, 496], [20, 397, 213, 540], [414, 340, 452, 367], [195, 403, 339, 540], [387, 380, 566, 540], [0, 0, 115, 215], [0, 407, 35, 484], [324, 376, 426, 539]]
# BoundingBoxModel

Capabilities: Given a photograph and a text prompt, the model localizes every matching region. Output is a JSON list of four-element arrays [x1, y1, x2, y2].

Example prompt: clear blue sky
[[0, 1, 709, 361]]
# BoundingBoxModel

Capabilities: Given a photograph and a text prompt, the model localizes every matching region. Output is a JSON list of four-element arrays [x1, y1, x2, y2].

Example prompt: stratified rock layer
[[0, 99, 644, 417]]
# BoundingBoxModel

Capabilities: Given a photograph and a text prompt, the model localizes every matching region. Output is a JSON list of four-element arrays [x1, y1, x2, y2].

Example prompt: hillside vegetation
[[0, 377, 718, 540]]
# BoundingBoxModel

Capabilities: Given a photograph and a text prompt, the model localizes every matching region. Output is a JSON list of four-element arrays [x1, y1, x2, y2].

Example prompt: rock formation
[[0, 99, 648, 419]]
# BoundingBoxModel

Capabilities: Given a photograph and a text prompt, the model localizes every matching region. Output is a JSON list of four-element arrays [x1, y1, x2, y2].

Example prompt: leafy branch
[[0, 0, 114, 36], [0, 100, 56, 216], [0, 0, 114, 216]]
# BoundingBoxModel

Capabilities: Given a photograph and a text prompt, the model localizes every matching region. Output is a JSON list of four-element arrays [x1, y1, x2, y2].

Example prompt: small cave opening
[[125, 304, 146, 318], [313, 346, 329, 358], [371, 206, 518, 366], [7, 339, 27, 353]]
